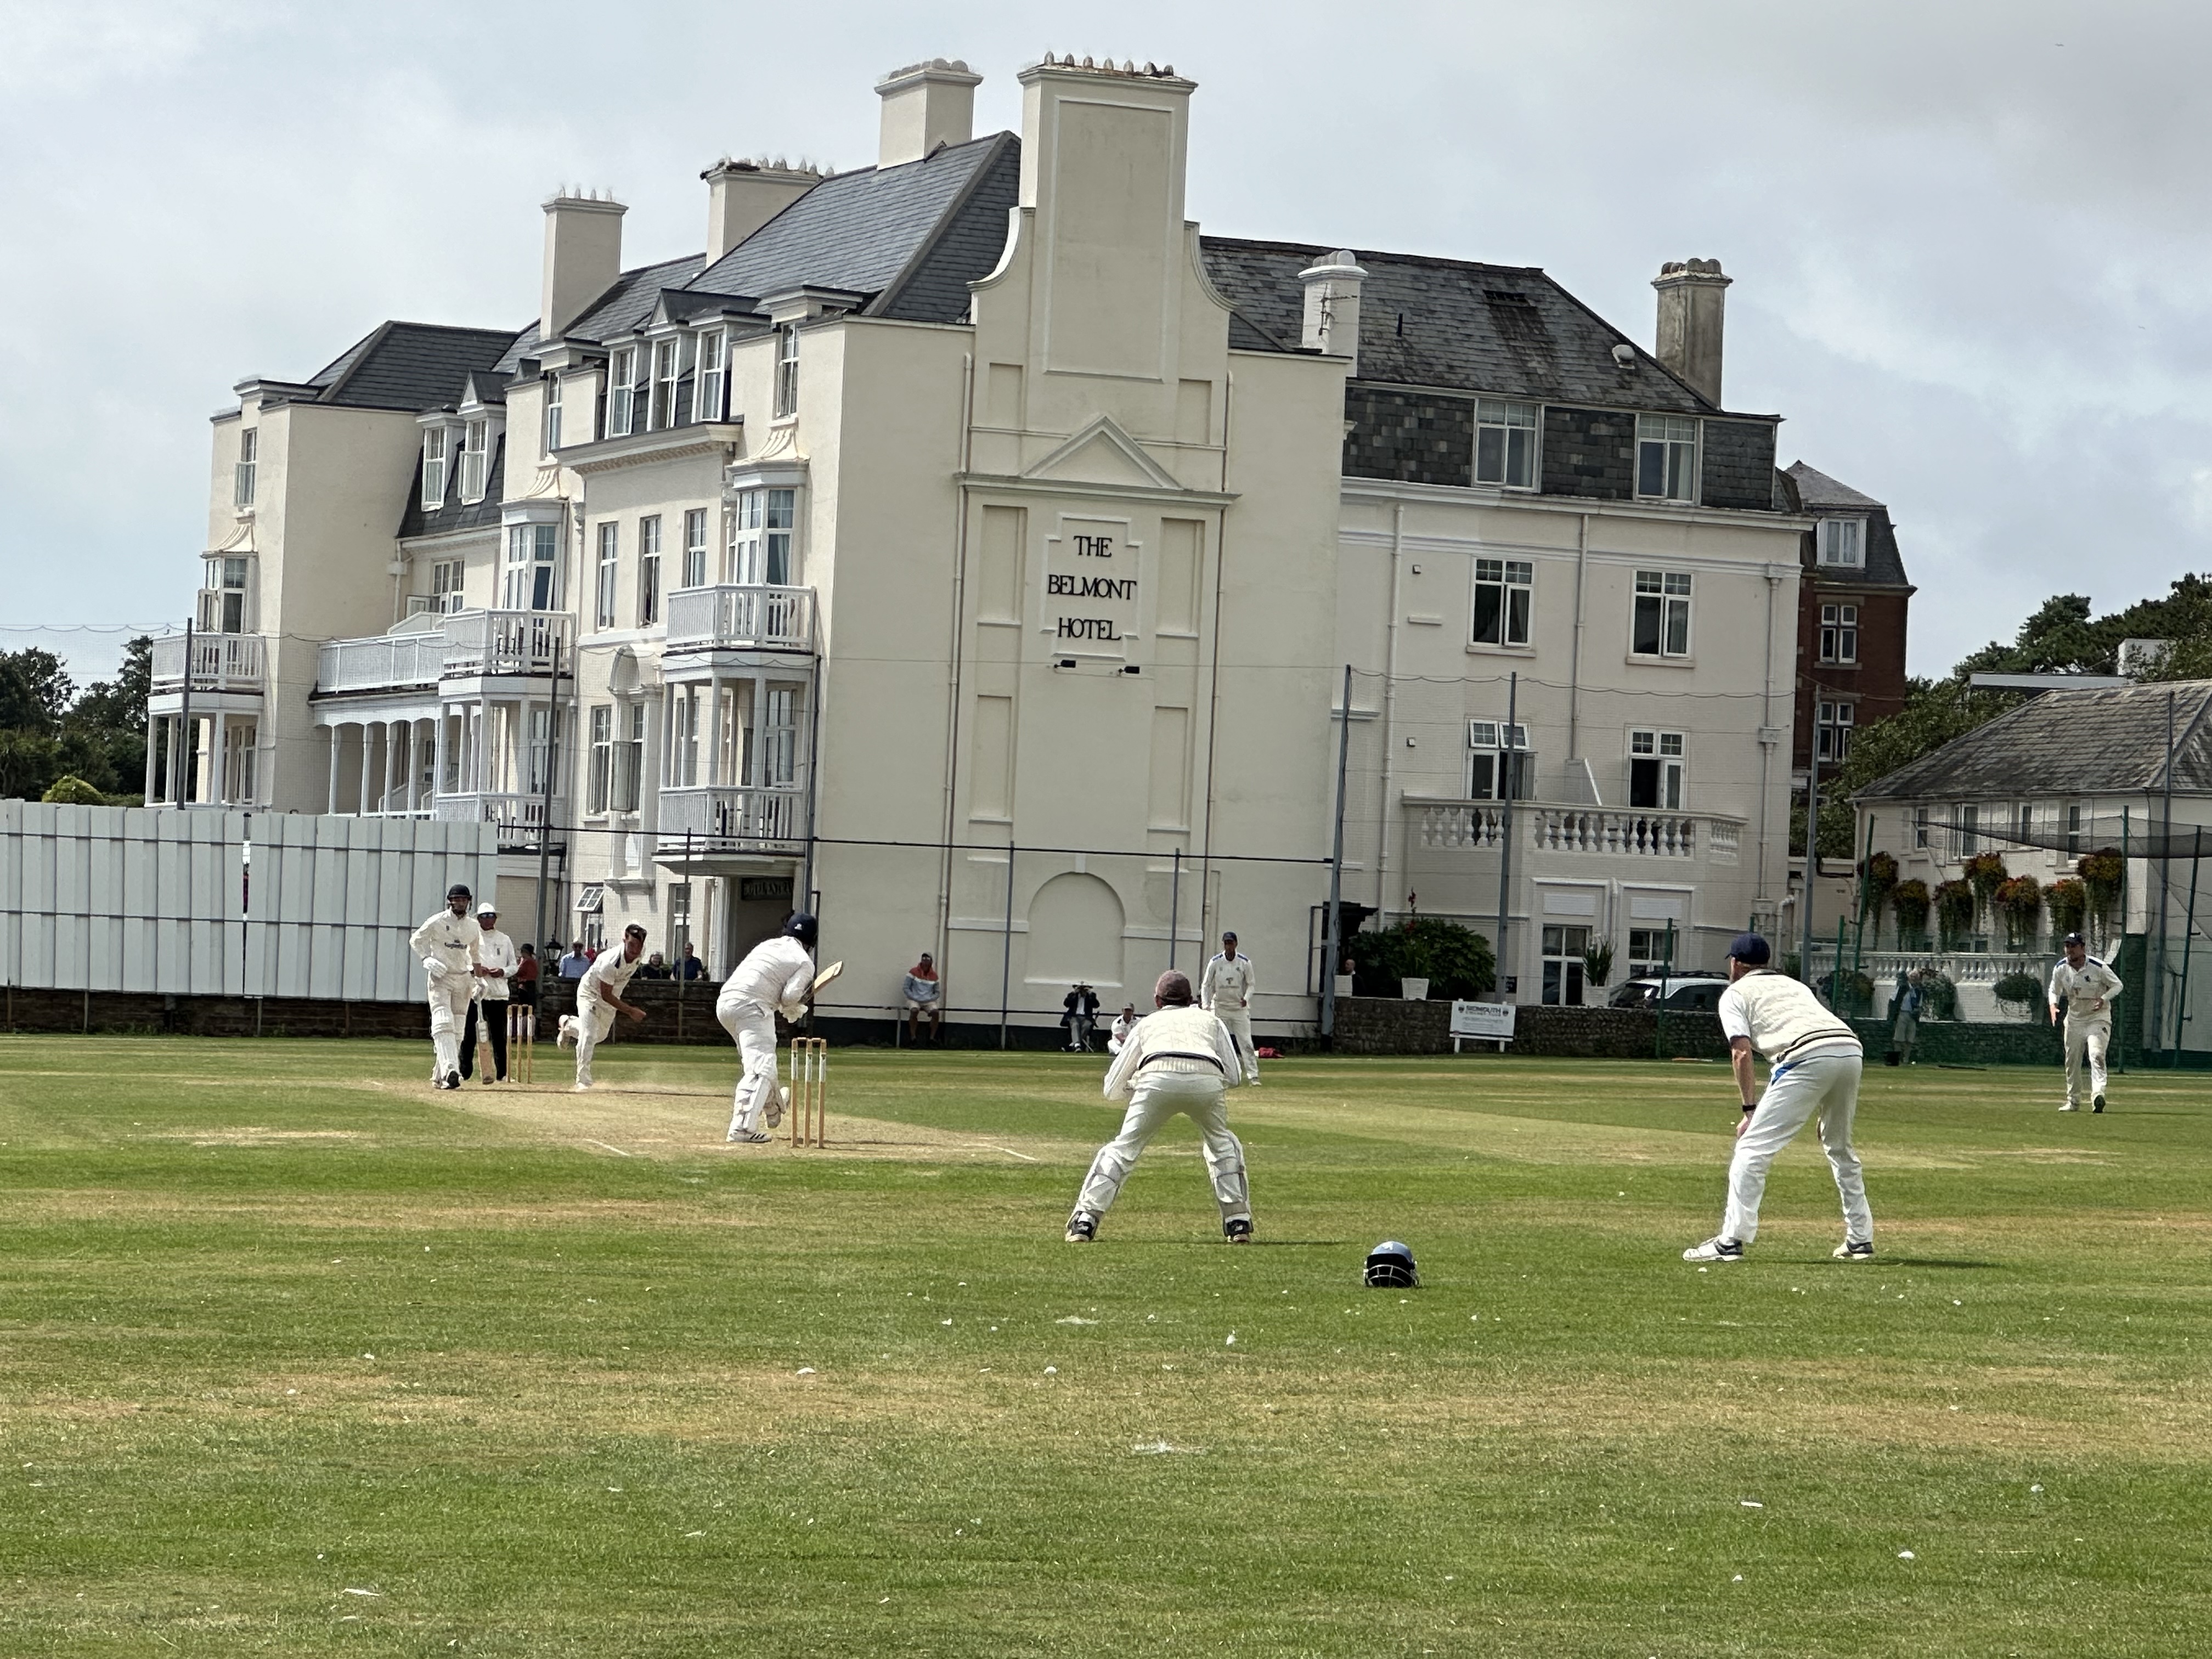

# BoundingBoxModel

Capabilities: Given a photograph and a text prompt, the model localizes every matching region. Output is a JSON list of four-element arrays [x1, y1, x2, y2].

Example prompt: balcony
[[657, 785, 806, 850], [664, 585, 814, 655], [314, 610, 573, 697], [435, 791, 565, 842], [318, 628, 444, 694], [151, 632, 264, 693], [1410, 799, 1743, 864]]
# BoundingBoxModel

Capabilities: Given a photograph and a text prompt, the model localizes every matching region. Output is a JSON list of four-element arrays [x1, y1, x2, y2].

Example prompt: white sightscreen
[[0, 802, 498, 1000]]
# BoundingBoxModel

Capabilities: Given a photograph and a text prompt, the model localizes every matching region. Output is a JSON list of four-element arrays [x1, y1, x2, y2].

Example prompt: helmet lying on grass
[[1363, 1239, 1420, 1288]]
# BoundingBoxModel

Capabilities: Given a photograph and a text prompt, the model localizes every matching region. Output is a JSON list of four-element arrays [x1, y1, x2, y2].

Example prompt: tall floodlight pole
[[1321, 664, 1353, 1041]]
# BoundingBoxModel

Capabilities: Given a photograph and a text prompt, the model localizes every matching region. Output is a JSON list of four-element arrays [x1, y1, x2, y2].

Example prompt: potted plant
[[1934, 879, 1976, 950], [1892, 878, 1931, 949], [1993, 970, 2044, 1020], [1917, 967, 1960, 1020], [1582, 939, 1615, 990], [1994, 874, 2044, 950]]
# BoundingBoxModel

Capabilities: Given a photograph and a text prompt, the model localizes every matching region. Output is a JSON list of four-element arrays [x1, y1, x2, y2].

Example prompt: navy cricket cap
[[1728, 932, 1772, 965], [2063, 931, 2086, 947]]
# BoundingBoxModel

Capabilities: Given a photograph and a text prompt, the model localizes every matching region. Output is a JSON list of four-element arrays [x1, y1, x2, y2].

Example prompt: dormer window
[[1818, 518, 1864, 567], [1474, 398, 1537, 488], [421, 427, 449, 508], [696, 329, 727, 424], [774, 323, 800, 419], [1635, 415, 1698, 503], [542, 376, 563, 454], [233, 428, 258, 508], [607, 347, 639, 437], [650, 337, 681, 431], [457, 419, 490, 503]]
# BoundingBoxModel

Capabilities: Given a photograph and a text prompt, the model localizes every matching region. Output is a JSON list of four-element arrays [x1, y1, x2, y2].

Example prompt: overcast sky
[[5, 0, 2209, 684]]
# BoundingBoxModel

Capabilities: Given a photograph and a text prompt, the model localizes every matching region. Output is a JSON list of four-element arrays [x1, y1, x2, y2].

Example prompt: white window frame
[[1955, 802, 1979, 859], [199, 556, 250, 633], [669, 684, 703, 788], [457, 419, 490, 504], [233, 428, 257, 508], [541, 376, 563, 455], [649, 336, 681, 432], [1471, 557, 1533, 648], [773, 323, 799, 420], [431, 558, 466, 614], [1635, 415, 1697, 503], [682, 508, 709, 589], [526, 706, 558, 797], [614, 701, 647, 812], [607, 347, 638, 438], [594, 521, 619, 630], [1466, 720, 1533, 802], [1818, 518, 1865, 567], [1815, 700, 1854, 764], [1914, 806, 1930, 850], [637, 515, 662, 626], [1540, 923, 1592, 1007], [1819, 602, 1859, 665], [587, 704, 612, 815], [1626, 927, 1675, 980], [2065, 802, 2085, 854], [760, 685, 799, 787], [695, 329, 727, 424], [421, 426, 450, 509], [1628, 729, 1686, 811], [504, 523, 560, 611], [1632, 569, 1693, 658], [1474, 397, 1538, 488], [729, 487, 797, 586]]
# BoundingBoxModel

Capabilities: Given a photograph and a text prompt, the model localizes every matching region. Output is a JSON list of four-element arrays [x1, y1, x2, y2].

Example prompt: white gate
[[0, 802, 499, 1001]]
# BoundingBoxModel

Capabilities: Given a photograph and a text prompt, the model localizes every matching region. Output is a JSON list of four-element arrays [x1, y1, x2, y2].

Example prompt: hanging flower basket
[[1963, 852, 2008, 928], [2078, 849, 2125, 924], [2046, 877, 2089, 943], [1934, 879, 1977, 949], [1994, 874, 2044, 950], [1892, 878, 1931, 948], [1863, 850, 1899, 927]]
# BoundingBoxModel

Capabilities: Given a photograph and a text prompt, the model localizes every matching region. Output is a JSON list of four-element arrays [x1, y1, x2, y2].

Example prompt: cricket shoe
[[727, 1128, 771, 1144], [2059, 1102, 2079, 1112], [444, 1070, 462, 1091], [1832, 1239, 1875, 1261], [1064, 1211, 1098, 1244], [1222, 1216, 1254, 1245], [1682, 1236, 1745, 1262], [2093, 1094, 2107, 1114], [764, 1084, 787, 1129], [556, 1017, 578, 1048], [572, 1083, 591, 1093]]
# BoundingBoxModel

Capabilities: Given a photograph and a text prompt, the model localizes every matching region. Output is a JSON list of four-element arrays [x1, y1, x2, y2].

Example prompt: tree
[[60, 637, 152, 797], [0, 648, 74, 733], [0, 639, 151, 802]]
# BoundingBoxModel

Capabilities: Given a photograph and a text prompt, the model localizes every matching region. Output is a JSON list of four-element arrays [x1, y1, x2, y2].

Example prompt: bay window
[[503, 523, 560, 611], [729, 488, 796, 585]]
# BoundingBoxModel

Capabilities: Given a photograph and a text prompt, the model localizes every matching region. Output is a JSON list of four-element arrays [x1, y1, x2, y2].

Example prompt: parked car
[[1607, 973, 1728, 1012]]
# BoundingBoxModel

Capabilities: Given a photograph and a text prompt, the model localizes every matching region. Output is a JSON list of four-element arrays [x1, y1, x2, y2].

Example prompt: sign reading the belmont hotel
[[1045, 515, 1139, 657]]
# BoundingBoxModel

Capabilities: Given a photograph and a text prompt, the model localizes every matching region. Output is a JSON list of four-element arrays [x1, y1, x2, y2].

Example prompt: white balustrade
[[441, 610, 573, 677], [664, 586, 815, 652], [434, 792, 562, 838], [658, 786, 805, 846], [1410, 798, 1745, 861], [151, 632, 265, 691], [316, 631, 444, 693]]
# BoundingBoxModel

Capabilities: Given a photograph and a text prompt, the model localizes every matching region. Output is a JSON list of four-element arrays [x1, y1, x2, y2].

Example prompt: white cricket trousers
[[1215, 1008, 1259, 1082], [571, 998, 617, 1087], [718, 997, 780, 1136], [2063, 1016, 2111, 1106], [425, 973, 474, 1080], [1721, 1050, 1871, 1246], [1074, 1071, 1250, 1226]]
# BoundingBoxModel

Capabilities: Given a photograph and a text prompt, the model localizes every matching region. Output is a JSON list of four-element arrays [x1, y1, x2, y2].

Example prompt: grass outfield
[[2, 1038, 2208, 1657]]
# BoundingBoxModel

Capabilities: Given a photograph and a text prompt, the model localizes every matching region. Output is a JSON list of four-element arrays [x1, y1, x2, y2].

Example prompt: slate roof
[[397, 433, 506, 540], [1856, 680, 2212, 801], [304, 322, 521, 411], [1788, 460, 1912, 590], [1199, 239, 1770, 417], [690, 133, 1020, 323]]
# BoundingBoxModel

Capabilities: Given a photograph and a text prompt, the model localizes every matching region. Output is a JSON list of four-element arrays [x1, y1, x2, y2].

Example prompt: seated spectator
[[514, 943, 541, 1011], [558, 941, 591, 979], [903, 953, 943, 1044], [679, 942, 706, 981], [1108, 1002, 1139, 1055], [1062, 982, 1100, 1052], [638, 951, 672, 980]]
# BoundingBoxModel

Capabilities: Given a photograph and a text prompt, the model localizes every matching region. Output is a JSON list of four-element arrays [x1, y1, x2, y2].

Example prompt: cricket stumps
[[789, 1037, 828, 1148]]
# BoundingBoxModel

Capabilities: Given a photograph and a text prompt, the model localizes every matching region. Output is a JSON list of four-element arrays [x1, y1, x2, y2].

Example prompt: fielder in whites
[[718, 913, 817, 1144], [558, 924, 649, 1090], [1199, 930, 1261, 1084], [1065, 969, 1252, 1245], [410, 883, 484, 1090], [1683, 933, 1874, 1263], [2048, 931, 2123, 1113]]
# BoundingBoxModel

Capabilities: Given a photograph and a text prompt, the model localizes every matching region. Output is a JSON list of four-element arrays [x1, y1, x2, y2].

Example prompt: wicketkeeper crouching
[[1065, 969, 1252, 1244]]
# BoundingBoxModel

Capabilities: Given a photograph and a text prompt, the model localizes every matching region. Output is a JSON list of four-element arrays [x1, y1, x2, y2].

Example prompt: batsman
[[717, 913, 822, 1144]]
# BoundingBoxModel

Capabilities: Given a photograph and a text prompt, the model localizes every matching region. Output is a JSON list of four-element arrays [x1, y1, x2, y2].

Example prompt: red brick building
[[1786, 462, 1914, 782]]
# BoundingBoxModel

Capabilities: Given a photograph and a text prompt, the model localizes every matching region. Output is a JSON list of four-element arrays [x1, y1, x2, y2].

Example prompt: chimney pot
[[1298, 250, 1367, 371], [1651, 257, 1731, 404], [874, 58, 983, 168], [702, 158, 821, 262]]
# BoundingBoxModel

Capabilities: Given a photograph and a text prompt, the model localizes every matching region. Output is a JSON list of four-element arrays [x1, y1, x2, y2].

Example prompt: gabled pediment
[[1022, 415, 1183, 492]]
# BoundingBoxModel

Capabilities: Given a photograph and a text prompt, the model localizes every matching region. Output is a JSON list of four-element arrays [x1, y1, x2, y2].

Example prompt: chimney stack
[[1652, 257, 1730, 405], [703, 159, 822, 262], [1299, 250, 1367, 371], [540, 191, 626, 342], [874, 58, 981, 168]]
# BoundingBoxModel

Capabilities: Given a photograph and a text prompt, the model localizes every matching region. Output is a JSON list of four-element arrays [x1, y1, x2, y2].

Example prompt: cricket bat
[[810, 960, 844, 997]]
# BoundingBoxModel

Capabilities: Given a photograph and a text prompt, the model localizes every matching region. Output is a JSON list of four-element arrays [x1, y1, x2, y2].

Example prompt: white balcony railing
[[317, 630, 444, 695], [664, 585, 814, 653], [151, 632, 265, 692], [657, 786, 805, 847], [1411, 799, 1743, 863], [313, 610, 574, 696], [435, 792, 563, 839], [441, 610, 573, 678]]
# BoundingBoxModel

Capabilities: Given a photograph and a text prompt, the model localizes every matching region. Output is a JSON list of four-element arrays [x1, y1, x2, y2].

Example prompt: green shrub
[[1993, 971, 2044, 1018], [1918, 969, 1960, 1020], [1351, 918, 1496, 1001], [40, 774, 105, 806]]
